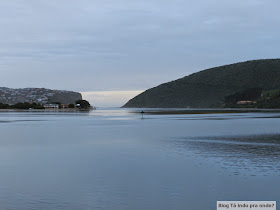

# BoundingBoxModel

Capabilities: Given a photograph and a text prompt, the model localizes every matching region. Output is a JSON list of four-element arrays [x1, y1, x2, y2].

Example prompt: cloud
[[0, 0, 280, 105]]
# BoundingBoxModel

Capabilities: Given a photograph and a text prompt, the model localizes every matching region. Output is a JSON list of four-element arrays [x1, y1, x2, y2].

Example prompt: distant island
[[0, 88, 92, 110], [123, 59, 280, 108]]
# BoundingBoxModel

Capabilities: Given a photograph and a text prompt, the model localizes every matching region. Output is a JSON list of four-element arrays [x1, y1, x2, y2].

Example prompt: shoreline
[[1, 107, 280, 115], [125, 108, 280, 115], [0, 108, 92, 112]]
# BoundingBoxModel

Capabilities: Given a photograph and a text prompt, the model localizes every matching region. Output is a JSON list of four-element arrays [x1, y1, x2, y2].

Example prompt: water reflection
[[172, 134, 280, 177], [1, 109, 280, 209]]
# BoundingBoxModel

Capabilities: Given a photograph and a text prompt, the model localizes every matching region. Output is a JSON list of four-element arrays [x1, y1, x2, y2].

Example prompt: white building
[[44, 104, 59, 109]]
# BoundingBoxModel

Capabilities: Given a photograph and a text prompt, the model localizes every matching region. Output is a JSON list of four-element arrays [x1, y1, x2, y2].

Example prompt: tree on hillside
[[75, 100, 91, 109], [10, 102, 45, 109], [68, 104, 75, 108], [0, 103, 10, 109]]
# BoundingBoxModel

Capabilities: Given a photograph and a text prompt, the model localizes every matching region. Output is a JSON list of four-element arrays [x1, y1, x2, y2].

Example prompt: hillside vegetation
[[0, 87, 82, 105], [123, 59, 280, 108]]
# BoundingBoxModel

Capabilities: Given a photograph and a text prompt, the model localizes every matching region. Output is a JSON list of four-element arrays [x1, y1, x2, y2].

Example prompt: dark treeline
[[224, 88, 280, 108], [225, 88, 262, 103], [0, 102, 45, 109], [0, 100, 91, 110]]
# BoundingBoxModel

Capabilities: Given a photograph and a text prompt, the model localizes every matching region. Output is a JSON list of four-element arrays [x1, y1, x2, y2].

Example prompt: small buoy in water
[[141, 111, 144, 119]]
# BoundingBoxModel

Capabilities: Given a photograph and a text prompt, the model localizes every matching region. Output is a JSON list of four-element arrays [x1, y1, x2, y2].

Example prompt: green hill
[[123, 59, 280, 108]]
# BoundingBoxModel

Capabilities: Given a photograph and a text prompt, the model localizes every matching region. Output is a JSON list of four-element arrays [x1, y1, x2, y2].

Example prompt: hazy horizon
[[82, 90, 144, 107]]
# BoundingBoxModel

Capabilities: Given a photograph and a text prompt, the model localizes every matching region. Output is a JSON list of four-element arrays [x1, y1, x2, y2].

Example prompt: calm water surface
[[0, 108, 279, 209]]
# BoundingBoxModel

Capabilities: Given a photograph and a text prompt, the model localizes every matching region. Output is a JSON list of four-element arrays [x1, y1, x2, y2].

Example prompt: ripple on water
[[171, 134, 280, 177]]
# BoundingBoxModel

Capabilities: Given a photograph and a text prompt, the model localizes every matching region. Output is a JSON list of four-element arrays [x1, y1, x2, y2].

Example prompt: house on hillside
[[44, 104, 59, 109], [236, 100, 257, 105]]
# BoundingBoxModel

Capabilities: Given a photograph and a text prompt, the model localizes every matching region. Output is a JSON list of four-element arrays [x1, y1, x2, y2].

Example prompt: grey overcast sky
[[1, 0, 280, 106]]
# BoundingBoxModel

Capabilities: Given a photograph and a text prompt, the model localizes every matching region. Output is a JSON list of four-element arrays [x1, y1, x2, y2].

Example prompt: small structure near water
[[44, 104, 59, 109], [141, 111, 145, 119], [236, 100, 257, 105]]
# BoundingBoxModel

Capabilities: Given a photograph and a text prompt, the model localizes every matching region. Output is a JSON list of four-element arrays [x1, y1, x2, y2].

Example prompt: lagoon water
[[0, 108, 280, 209]]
